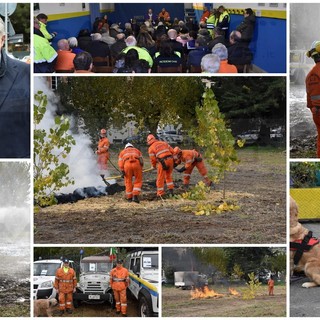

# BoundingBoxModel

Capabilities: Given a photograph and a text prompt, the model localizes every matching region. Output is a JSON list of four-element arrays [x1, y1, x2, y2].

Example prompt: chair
[[157, 65, 182, 73], [93, 65, 114, 73], [189, 65, 202, 73], [92, 56, 110, 66]]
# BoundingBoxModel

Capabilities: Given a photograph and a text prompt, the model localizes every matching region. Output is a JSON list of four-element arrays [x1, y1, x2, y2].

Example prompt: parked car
[[157, 130, 183, 144]]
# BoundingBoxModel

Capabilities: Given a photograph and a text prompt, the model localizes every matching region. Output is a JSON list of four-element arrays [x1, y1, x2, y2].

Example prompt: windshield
[[142, 254, 158, 269], [81, 262, 113, 273], [34, 263, 60, 276]]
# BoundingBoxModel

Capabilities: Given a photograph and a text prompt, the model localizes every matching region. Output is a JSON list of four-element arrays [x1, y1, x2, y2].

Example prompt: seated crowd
[[34, 13, 253, 74]]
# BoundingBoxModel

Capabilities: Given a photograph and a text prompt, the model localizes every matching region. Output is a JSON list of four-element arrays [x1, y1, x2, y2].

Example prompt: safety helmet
[[306, 41, 320, 58], [173, 146, 182, 155], [100, 128, 107, 135], [147, 134, 157, 145], [125, 143, 133, 149]]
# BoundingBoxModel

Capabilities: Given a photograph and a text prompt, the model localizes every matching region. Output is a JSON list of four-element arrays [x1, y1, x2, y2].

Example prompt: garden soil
[[34, 148, 286, 244]]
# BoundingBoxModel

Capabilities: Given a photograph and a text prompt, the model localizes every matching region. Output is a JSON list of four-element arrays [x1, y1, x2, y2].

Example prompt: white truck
[[73, 255, 114, 307], [125, 249, 159, 317], [33, 259, 75, 300], [174, 271, 208, 290]]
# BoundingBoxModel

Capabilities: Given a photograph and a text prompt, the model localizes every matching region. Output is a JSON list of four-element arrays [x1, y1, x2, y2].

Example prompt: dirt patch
[[45, 294, 138, 317], [34, 148, 286, 244], [162, 285, 286, 317], [0, 278, 30, 317]]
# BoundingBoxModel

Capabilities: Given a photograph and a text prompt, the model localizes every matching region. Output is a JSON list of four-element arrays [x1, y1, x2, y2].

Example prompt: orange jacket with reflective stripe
[[110, 266, 130, 291], [148, 140, 174, 167], [118, 147, 143, 170], [306, 63, 320, 108], [175, 149, 201, 169], [54, 267, 77, 293], [97, 137, 110, 154]]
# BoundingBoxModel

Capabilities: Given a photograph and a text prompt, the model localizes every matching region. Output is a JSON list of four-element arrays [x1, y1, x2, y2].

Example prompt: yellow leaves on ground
[[181, 201, 240, 216]]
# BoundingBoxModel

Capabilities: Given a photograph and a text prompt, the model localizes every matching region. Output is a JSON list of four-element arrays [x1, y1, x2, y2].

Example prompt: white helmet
[[125, 143, 133, 149]]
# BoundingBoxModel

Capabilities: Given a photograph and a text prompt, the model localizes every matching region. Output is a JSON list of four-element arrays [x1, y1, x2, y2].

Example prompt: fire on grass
[[191, 286, 241, 300]]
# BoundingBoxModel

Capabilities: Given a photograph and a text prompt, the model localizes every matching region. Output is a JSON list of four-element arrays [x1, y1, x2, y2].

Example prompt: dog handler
[[54, 258, 77, 315], [110, 259, 130, 316]]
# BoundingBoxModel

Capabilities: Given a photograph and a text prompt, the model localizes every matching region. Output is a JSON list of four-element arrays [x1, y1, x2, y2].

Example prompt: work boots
[[133, 195, 140, 203], [66, 309, 73, 314], [168, 189, 174, 197]]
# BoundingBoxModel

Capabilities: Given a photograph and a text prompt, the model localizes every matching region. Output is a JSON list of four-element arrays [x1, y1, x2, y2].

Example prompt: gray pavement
[[290, 222, 320, 317]]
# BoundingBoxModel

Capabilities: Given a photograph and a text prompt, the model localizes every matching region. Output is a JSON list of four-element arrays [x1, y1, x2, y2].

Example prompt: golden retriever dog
[[290, 196, 320, 288], [34, 298, 58, 317]]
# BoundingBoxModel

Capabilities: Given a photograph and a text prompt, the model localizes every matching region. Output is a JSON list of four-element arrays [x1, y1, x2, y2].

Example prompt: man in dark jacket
[[0, 18, 30, 158], [228, 30, 253, 72], [236, 8, 256, 46]]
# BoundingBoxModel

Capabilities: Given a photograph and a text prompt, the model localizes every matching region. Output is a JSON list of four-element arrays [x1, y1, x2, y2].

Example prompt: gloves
[[176, 166, 186, 173], [121, 171, 125, 178]]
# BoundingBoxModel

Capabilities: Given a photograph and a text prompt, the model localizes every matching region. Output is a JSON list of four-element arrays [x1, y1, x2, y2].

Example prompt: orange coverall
[[54, 267, 77, 311], [97, 136, 110, 171], [158, 10, 170, 22], [175, 150, 212, 186], [267, 278, 274, 296], [306, 62, 320, 158], [110, 266, 130, 315], [148, 140, 174, 196], [118, 147, 143, 200]]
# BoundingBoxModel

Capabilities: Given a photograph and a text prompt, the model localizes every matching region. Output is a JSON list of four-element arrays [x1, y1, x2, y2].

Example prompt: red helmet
[[147, 134, 156, 145], [173, 146, 182, 155], [100, 128, 107, 135]]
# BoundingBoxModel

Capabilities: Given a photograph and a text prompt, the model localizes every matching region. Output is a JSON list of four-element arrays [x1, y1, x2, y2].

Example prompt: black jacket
[[0, 50, 30, 158], [236, 15, 256, 43]]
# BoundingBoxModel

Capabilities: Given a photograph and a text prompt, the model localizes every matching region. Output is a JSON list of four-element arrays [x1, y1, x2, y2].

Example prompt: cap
[[125, 143, 133, 149], [63, 258, 69, 263], [116, 259, 123, 264]]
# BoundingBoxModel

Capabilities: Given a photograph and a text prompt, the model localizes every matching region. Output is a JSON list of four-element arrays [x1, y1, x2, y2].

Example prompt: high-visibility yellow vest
[[34, 34, 57, 63]]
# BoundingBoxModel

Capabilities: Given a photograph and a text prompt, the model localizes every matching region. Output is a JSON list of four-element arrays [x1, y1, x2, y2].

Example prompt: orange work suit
[[97, 137, 110, 172], [306, 62, 320, 158], [175, 150, 212, 186], [110, 266, 130, 315], [158, 10, 170, 22], [267, 278, 274, 296], [148, 140, 174, 196], [54, 267, 77, 311], [118, 147, 143, 200]]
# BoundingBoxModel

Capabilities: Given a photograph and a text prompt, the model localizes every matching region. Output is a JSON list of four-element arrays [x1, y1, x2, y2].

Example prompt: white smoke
[[34, 77, 116, 194]]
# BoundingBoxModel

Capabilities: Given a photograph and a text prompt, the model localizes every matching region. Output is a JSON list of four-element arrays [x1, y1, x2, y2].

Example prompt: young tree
[[34, 91, 75, 207], [191, 87, 239, 184]]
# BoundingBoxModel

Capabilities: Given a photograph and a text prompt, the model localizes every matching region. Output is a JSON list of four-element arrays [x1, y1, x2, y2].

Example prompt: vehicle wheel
[[138, 295, 153, 317], [73, 299, 81, 308]]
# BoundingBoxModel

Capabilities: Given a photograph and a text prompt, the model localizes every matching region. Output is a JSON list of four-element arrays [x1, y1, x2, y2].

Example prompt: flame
[[191, 286, 225, 299], [228, 287, 241, 296]]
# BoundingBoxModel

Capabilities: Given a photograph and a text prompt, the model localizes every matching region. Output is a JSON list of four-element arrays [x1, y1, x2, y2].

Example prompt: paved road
[[290, 223, 320, 317]]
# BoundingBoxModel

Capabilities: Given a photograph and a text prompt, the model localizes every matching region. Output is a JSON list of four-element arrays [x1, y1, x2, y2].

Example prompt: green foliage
[[290, 162, 320, 188], [242, 272, 261, 300], [232, 264, 245, 280], [264, 250, 286, 274], [191, 88, 239, 182], [57, 77, 203, 144], [9, 3, 30, 43], [34, 91, 75, 207], [192, 248, 228, 275]]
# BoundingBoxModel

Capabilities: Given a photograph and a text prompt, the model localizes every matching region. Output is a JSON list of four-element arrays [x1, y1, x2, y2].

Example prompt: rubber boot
[[133, 195, 140, 203]]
